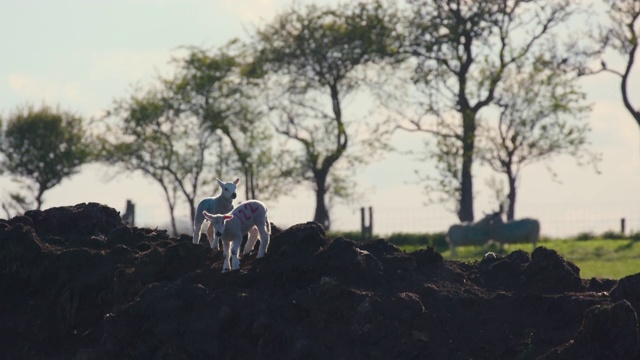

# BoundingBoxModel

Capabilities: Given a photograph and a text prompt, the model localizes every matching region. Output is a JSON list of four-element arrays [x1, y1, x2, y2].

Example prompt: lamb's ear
[[233, 178, 240, 185], [224, 215, 233, 220], [202, 211, 213, 220], [216, 178, 224, 188]]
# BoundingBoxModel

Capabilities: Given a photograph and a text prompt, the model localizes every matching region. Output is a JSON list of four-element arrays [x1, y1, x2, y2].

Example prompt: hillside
[[1, 203, 639, 359]]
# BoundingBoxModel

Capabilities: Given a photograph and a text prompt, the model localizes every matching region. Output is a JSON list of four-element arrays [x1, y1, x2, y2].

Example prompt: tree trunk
[[506, 172, 517, 221], [458, 111, 476, 222], [313, 170, 331, 230]]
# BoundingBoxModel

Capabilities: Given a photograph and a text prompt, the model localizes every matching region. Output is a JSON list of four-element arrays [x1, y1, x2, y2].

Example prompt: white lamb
[[193, 178, 239, 249], [203, 200, 271, 273]]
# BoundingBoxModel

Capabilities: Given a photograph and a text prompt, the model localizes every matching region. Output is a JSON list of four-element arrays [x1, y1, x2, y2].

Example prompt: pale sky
[[1, 0, 639, 238]]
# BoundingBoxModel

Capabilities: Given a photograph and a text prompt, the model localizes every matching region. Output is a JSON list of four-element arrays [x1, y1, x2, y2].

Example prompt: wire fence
[[273, 201, 640, 239]]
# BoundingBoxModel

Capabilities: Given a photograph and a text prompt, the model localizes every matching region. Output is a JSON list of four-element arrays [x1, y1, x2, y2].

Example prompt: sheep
[[202, 200, 271, 272], [193, 178, 239, 249], [487, 212, 540, 250], [446, 214, 494, 256]]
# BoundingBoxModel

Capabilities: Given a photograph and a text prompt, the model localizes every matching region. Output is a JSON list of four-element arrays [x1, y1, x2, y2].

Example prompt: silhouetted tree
[[396, 0, 585, 222], [101, 44, 289, 235], [172, 45, 296, 203], [251, 1, 397, 229], [0, 104, 91, 210], [598, 0, 640, 132], [478, 55, 599, 221]]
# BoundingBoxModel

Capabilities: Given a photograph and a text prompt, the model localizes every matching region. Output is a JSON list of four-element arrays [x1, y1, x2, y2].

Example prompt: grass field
[[405, 239, 640, 280], [328, 231, 640, 280]]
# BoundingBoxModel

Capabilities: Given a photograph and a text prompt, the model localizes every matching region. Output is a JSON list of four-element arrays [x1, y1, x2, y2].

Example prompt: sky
[[1, 0, 639, 238]]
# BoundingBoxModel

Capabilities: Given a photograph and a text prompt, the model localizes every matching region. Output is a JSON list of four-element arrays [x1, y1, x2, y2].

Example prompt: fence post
[[361, 206, 373, 241], [621, 218, 626, 236], [123, 200, 135, 227]]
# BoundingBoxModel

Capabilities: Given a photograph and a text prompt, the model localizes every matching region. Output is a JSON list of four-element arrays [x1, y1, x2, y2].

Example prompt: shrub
[[601, 230, 623, 240], [575, 231, 596, 241], [387, 232, 448, 252]]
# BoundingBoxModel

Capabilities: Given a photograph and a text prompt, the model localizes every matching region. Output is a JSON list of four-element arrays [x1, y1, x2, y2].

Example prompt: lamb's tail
[[265, 213, 271, 234]]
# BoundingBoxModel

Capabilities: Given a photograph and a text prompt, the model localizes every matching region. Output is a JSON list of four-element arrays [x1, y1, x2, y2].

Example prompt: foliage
[[0, 104, 92, 210], [601, 230, 624, 240], [575, 231, 597, 241], [251, 0, 398, 229]]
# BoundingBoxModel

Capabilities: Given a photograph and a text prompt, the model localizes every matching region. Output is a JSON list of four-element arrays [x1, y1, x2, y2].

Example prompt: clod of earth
[[1, 203, 638, 359]]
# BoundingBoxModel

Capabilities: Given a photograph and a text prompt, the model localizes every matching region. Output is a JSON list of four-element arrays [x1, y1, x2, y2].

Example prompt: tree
[[172, 45, 295, 202], [0, 105, 92, 210], [397, 0, 584, 222], [100, 87, 220, 236], [598, 0, 640, 131], [251, 1, 397, 229], [478, 55, 598, 221], [101, 44, 288, 235]]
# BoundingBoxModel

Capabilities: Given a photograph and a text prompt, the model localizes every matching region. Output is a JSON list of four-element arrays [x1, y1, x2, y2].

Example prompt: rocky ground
[[1, 202, 639, 359]]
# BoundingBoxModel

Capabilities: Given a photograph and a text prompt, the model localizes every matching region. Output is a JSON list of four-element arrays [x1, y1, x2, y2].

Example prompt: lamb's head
[[216, 178, 239, 200], [203, 211, 233, 240]]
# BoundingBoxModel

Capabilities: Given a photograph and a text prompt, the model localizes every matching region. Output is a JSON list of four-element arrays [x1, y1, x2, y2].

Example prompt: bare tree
[[598, 0, 640, 131], [251, 1, 397, 229], [396, 0, 585, 222], [478, 54, 599, 221]]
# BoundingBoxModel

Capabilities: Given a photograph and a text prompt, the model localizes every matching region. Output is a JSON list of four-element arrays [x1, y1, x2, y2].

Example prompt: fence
[[273, 201, 640, 239]]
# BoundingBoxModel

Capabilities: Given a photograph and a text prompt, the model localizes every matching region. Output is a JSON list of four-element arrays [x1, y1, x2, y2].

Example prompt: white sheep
[[203, 200, 271, 272], [487, 212, 540, 249], [446, 214, 493, 256], [193, 178, 239, 249]]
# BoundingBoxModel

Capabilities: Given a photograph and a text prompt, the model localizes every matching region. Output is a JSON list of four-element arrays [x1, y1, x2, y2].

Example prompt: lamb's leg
[[231, 235, 242, 270], [193, 212, 204, 245], [207, 223, 219, 250], [256, 224, 270, 259], [221, 240, 231, 273], [243, 227, 259, 255]]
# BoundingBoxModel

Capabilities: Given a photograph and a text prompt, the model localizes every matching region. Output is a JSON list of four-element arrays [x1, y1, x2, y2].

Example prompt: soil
[[1, 202, 639, 360]]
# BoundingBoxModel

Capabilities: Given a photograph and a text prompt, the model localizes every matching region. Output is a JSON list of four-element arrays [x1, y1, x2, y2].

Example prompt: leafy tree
[[251, 1, 398, 229], [101, 44, 288, 235], [100, 87, 219, 236], [597, 0, 640, 131], [0, 105, 91, 210], [478, 55, 599, 221], [172, 45, 295, 202], [396, 0, 584, 222]]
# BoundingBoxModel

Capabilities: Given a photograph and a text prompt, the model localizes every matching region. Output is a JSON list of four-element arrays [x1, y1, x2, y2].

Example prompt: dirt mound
[[1, 203, 638, 359]]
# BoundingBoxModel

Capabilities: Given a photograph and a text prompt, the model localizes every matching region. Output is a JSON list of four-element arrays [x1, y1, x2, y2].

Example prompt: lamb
[[446, 214, 494, 256], [202, 200, 271, 272], [487, 212, 540, 250], [193, 178, 239, 249]]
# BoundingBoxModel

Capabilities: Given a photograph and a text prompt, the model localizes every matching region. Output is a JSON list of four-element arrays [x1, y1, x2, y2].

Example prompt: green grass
[[399, 238, 640, 279]]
